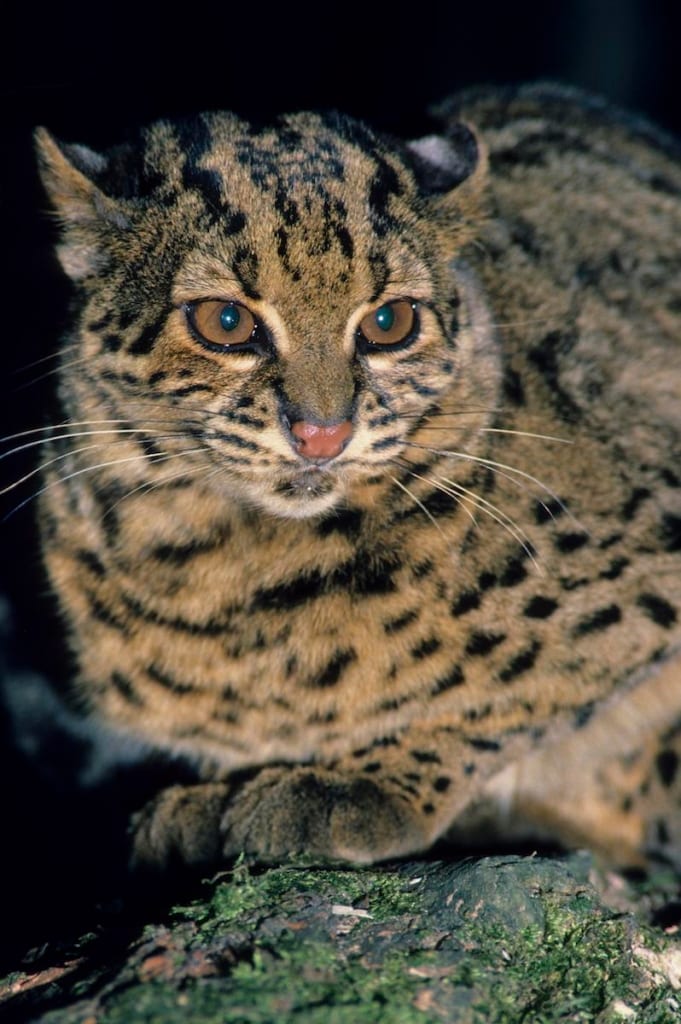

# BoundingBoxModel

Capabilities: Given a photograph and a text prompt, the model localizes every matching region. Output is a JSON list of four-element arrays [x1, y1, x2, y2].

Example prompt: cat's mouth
[[276, 467, 336, 500]]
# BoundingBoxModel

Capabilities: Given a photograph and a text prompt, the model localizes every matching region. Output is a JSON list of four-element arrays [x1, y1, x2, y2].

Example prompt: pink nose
[[290, 419, 353, 460]]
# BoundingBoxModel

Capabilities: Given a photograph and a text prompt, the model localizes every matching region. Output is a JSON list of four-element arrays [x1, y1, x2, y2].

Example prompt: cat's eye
[[185, 300, 260, 351], [357, 300, 418, 351]]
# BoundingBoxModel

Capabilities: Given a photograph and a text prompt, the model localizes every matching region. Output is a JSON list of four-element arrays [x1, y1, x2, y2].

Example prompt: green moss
[[173, 855, 421, 938], [24, 856, 681, 1024]]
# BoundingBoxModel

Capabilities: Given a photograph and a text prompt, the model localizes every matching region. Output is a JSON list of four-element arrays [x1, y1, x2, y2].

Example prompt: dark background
[[1, 0, 680, 964]]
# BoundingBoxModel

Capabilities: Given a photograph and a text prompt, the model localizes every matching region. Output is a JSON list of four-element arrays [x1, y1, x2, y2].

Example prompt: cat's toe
[[222, 768, 430, 864], [130, 782, 231, 871]]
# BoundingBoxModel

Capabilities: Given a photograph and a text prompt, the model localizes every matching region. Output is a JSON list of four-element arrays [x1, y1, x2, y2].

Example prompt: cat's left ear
[[406, 123, 488, 244], [35, 127, 130, 280]]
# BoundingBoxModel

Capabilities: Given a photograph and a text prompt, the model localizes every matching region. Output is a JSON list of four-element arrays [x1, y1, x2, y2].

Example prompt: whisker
[[2, 447, 212, 522], [403, 440, 573, 524], [0, 425, 180, 465], [398, 458, 540, 569], [387, 470, 444, 535], [420, 425, 572, 444], [101, 458, 220, 516], [0, 418, 196, 449], [11, 353, 92, 392]]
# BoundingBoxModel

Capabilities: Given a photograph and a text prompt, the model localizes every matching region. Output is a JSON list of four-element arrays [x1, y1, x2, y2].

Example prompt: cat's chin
[[257, 469, 345, 520]]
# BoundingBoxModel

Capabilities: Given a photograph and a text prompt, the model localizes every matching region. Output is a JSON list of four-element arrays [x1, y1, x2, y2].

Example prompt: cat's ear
[[406, 123, 483, 193], [406, 122, 488, 248], [34, 127, 130, 280]]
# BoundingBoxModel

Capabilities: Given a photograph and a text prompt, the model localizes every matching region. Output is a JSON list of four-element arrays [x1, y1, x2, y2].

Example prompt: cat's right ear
[[34, 128, 130, 280]]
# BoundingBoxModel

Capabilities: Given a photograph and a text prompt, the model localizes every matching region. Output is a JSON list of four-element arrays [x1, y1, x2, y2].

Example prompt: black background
[[1, 0, 680, 963]]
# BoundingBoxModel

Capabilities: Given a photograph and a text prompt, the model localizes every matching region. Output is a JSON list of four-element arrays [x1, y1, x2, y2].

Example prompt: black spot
[[467, 737, 501, 752], [87, 312, 114, 331], [660, 514, 681, 552], [127, 312, 167, 356], [433, 776, 451, 793], [554, 532, 589, 553], [285, 655, 298, 678], [384, 609, 419, 635], [411, 750, 442, 764], [274, 186, 300, 226], [599, 557, 630, 580], [499, 553, 529, 586], [225, 210, 247, 235], [523, 595, 558, 619], [574, 702, 595, 728], [503, 365, 525, 405], [379, 695, 411, 713], [621, 487, 651, 521], [452, 589, 480, 616], [77, 549, 106, 577], [463, 703, 492, 723], [148, 370, 168, 386], [111, 671, 143, 706], [656, 750, 679, 787], [151, 538, 221, 566], [362, 761, 382, 773], [102, 333, 122, 352], [637, 593, 678, 629], [169, 383, 213, 398], [430, 665, 465, 695], [412, 559, 434, 579], [534, 498, 566, 524], [147, 663, 197, 696], [411, 636, 441, 659], [367, 159, 403, 236], [316, 507, 363, 539], [251, 569, 324, 611], [465, 631, 506, 656], [573, 604, 622, 636], [232, 246, 260, 299], [422, 803, 436, 815], [88, 594, 128, 633], [478, 570, 497, 591], [308, 648, 357, 689], [121, 593, 229, 636], [498, 640, 542, 683], [334, 550, 401, 595]]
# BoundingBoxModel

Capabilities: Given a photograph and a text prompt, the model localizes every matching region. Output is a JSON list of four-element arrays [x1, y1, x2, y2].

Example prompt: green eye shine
[[358, 300, 417, 348], [219, 304, 242, 332], [374, 304, 395, 332]]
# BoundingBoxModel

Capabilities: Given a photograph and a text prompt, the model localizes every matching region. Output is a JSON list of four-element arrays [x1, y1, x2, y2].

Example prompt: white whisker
[[398, 459, 540, 569], [387, 471, 444, 535], [2, 447, 212, 521], [404, 440, 573, 524]]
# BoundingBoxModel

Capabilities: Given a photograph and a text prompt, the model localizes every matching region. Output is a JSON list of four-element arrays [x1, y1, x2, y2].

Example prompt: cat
[[25, 82, 681, 872]]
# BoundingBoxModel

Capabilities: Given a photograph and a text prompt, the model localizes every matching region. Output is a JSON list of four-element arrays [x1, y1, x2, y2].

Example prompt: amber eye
[[357, 300, 418, 350], [186, 300, 258, 351]]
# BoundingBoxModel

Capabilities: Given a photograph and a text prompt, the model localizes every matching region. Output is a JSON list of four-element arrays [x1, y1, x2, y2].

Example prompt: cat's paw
[[222, 767, 431, 864], [129, 768, 432, 870], [130, 782, 232, 871]]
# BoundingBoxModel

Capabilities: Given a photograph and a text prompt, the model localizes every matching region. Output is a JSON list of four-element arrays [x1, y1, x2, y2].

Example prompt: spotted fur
[[30, 83, 681, 871]]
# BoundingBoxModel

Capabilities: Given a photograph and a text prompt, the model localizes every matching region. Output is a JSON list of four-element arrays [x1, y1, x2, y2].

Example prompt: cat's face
[[37, 112, 489, 519]]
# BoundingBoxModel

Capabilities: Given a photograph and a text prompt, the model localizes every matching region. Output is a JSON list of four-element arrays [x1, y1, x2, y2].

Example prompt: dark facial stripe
[[127, 312, 169, 356]]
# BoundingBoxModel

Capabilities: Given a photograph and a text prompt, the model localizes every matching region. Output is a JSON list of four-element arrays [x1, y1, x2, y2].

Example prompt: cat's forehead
[[144, 111, 418, 232], [148, 112, 428, 306]]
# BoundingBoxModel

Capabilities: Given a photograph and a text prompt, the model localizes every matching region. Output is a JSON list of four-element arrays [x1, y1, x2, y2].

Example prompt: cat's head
[[36, 110, 496, 519]]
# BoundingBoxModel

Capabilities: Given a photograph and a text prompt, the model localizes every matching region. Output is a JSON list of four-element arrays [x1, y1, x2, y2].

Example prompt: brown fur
[[32, 84, 681, 871]]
